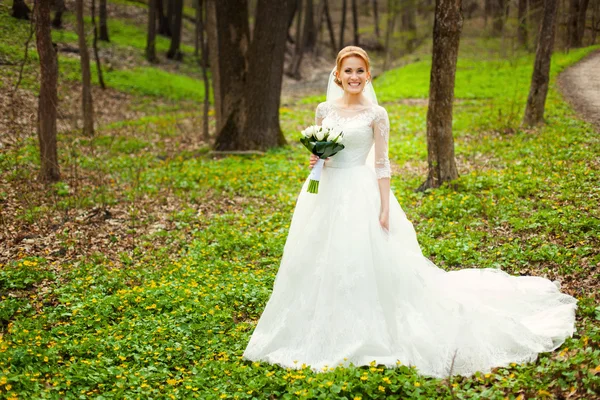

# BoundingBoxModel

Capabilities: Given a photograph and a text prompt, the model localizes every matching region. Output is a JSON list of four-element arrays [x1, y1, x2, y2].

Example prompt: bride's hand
[[309, 154, 329, 169], [379, 209, 389, 233]]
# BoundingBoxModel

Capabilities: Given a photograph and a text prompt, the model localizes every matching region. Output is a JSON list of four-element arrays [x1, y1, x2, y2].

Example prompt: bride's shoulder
[[371, 104, 389, 120], [315, 101, 333, 117]]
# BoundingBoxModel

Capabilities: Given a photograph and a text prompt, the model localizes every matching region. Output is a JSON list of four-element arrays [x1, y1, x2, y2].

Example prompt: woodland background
[[0, 0, 599, 398]]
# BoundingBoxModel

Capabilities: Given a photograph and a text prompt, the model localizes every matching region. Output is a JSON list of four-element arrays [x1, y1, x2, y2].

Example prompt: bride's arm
[[374, 107, 391, 231]]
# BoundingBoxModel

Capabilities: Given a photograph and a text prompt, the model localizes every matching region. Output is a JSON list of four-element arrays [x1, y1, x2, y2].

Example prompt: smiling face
[[336, 55, 371, 95]]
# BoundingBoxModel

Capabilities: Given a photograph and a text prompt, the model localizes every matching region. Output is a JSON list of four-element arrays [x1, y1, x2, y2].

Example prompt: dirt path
[[557, 49, 600, 130]]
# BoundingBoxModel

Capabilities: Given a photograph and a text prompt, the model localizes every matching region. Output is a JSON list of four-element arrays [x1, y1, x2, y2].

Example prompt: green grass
[[0, 5, 208, 101], [302, 45, 599, 105], [0, 11, 599, 398], [54, 9, 195, 56]]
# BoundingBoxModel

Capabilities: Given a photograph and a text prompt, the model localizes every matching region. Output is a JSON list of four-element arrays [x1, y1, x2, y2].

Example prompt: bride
[[242, 46, 577, 378]]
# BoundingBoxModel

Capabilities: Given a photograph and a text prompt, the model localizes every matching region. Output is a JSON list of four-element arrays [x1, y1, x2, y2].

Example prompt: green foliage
[[107, 67, 207, 101], [0, 5, 208, 102], [0, 7, 598, 396]]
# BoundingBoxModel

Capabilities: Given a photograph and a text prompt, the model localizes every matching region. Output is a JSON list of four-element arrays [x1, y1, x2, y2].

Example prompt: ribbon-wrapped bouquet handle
[[300, 126, 344, 194]]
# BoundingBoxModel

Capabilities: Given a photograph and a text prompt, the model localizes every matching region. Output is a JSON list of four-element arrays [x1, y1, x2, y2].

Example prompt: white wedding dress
[[242, 101, 578, 378]]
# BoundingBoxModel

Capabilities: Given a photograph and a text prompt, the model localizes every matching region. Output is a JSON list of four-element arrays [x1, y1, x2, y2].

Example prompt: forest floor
[[558, 49, 600, 130], [1, 2, 600, 399]]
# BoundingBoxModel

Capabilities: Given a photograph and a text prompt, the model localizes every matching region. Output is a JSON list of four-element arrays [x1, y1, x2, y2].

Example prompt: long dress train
[[242, 101, 577, 378]]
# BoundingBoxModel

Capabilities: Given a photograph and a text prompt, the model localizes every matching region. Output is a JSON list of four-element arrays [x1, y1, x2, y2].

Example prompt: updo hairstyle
[[333, 46, 371, 88]]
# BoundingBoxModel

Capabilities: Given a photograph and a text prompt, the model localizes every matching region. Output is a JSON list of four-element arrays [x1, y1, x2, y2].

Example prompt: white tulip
[[301, 126, 313, 138], [330, 128, 343, 143], [315, 127, 326, 141]]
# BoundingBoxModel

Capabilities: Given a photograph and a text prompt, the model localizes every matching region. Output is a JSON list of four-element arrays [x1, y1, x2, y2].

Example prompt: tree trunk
[[195, 0, 201, 57], [147, 0, 158, 62], [529, 0, 544, 43], [568, 0, 579, 48], [492, 0, 506, 34], [303, 0, 317, 50], [383, 0, 397, 72], [418, 0, 462, 192], [517, 0, 528, 48], [286, 0, 298, 43], [198, 0, 210, 142], [287, 0, 306, 79], [340, 0, 347, 48], [167, 0, 183, 60], [568, 0, 590, 47], [157, 0, 170, 36], [207, 0, 295, 151], [52, 0, 66, 29], [402, 0, 417, 51], [484, 0, 489, 26], [75, 0, 95, 136], [12, 0, 31, 20], [523, 0, 558, 127], [35, 0, 60, 182], [351, 0, 359, 45], [290, 0, 314, 77], [373, 0, 380, 38], [99, 0, 109, 41], [314, 0, 327, 57], [323, 0, 337, 52], [592, 0, 600, 44], [577, 0, 590, 45], [91, 0, 106, 89]]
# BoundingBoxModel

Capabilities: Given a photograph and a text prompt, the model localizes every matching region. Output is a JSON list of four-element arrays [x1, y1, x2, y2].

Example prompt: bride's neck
[[337, 93, 370, 108]]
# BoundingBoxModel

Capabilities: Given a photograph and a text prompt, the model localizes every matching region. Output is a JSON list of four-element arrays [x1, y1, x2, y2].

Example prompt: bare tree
[[12, 0, 31, 20], [352, 0, 360, 44], [324, 0, 337, 50], [577, 0, 591, 43], [517, 0, 528, 48], [401, 0, 418, 51], [523, 0, 559, 126], [317, 0, 337, 52], [303, 0, 317, 51], [567, 0, 590, 48], [340, 0, 347, 48], [592, 0, 600, 44], [197, 0, 210, 142], [418, 0, 463, 191], [75, 0, 95, 136], [288, 0, 313, 79], [373, 0, 380, 38], [206, 0, 295, 151], [529, 0, 544, 43], [157, 0, 171, 36], [99, 0, 110, 41], [383, 0, 398, 72], [484, 0, 507, 33], [147, 0, 158, 62], [35, 0, 60, 182], [167, 0, 183, 60], [91, 0, 106, 89], [52, 0, 66, 29]]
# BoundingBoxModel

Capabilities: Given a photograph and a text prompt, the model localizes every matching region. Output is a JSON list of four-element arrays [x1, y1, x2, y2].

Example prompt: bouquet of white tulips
[[300, 125, 344, 194]]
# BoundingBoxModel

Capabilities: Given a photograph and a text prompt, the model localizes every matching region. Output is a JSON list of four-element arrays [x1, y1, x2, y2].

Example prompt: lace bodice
[[315, 101, 391, 179]]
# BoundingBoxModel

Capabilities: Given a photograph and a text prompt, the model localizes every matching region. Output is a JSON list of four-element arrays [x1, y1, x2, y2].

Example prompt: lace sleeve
[[373, 106, 391, 179], [315, 102, 329, 125]]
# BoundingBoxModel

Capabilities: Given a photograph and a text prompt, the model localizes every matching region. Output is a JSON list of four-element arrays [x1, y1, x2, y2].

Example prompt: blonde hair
[[334, 46, 371, 87]]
